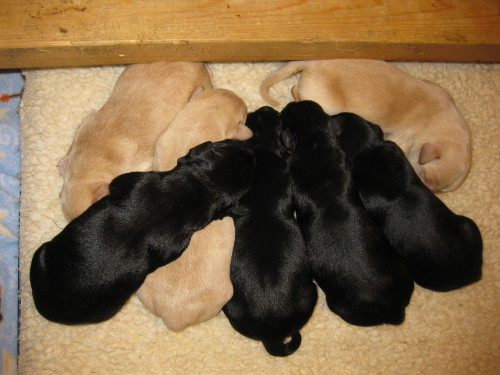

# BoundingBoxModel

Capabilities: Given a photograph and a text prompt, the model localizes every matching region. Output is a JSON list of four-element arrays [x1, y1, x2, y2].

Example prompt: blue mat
[[0, 70, 23, 374]]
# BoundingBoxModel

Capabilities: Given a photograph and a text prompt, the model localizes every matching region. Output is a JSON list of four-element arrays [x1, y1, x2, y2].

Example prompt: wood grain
[[1, 0, 499, 68]]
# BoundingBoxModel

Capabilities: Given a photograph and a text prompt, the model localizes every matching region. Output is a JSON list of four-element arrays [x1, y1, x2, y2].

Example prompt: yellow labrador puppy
[[58, 62, 213, 220], [260, 59, 471, 192], [153, 88, 252, 171], [136, 88, 253, 332]]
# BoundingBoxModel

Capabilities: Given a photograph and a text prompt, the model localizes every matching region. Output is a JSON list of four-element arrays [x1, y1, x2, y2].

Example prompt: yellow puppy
[[136, 88, 253, 332], [260, 59, 471, 192], [58, 62, 213, 220], [153, 88, 252, 171]]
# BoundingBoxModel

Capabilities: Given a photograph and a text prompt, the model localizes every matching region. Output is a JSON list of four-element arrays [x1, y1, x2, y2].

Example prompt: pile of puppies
[[260, 60, 472, 192], [56, 62, 254, 332], [30, 60, 483, 357], [30, 139, 256, 324], [223, 102, 482, 356]]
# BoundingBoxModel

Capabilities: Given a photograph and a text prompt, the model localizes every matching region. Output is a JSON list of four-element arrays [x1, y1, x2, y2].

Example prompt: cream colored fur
[[136, 87, 252, 331], [260, 59, 471, 192], [136, 217, 235, 332], [153, 88, 252, 171], [59, 62, 213, 220]]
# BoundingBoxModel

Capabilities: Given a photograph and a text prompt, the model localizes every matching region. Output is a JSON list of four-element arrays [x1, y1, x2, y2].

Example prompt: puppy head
[[246, 106, 284, 152], [280, 101, 331, 152], [281, 100, 327, 131], [192, 88, 253, 141], [330, 112, 385, 158], [179, 139, 255, 204], [31, 232, 142, 325], [30, 242, 79, 324]]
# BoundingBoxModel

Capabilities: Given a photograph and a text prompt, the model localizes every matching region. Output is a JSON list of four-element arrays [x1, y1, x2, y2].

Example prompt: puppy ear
[[187, 141, 213, 159], [419, 143, 441, 165], [92, 181, 110, 203], [228, 122, 254, 140], [227, 205, 250, 218], [280, 127, 296, 153]]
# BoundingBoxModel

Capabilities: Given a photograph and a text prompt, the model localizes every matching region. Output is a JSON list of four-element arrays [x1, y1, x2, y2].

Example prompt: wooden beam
[[1, 0, 499, 69]]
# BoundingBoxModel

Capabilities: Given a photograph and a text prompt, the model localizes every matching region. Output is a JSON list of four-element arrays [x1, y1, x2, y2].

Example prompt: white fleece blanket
[[19, 62, 499, 375]]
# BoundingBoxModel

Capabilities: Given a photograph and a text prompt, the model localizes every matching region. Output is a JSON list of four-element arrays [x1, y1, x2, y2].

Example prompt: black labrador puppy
[[30, 140, 255, 325], [280, 101, 414, 326], [223, 107, 318, 357], [331, 112, 483, 292]]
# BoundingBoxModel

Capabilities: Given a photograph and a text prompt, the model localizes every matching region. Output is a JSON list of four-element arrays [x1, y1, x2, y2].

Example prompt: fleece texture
[[19, 62, 499, 375]]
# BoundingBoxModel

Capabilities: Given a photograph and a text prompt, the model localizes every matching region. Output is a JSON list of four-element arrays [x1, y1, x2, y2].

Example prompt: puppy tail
[[259, 62, 306, 107], [262, 332, 302, 357]]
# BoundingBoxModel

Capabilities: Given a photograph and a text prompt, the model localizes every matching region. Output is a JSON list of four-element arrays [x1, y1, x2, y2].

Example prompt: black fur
[[223, 107, 318, 356], [331, 112, 483, 292], [30, 140, 255, 325], [281, 101, 414, 326]]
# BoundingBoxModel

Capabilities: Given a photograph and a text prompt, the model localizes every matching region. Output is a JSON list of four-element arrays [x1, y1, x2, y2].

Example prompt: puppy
[[153, 88, 253, 171], [30, 140, 255, 325], [136, 88, 253, 331], [58, 62, 213, 221], [281, 101, 414, 327], [223, 107, 317, 356], [260, 59, 471, 192], [331, 112, 483, 292]]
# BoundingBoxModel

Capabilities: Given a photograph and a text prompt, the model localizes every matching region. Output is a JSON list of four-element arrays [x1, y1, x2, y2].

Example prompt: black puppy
[[223, 107, 318, 357], [280, 101, 414, 327], [331, 112, 483, 292], [30, 140, 255, 325]]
